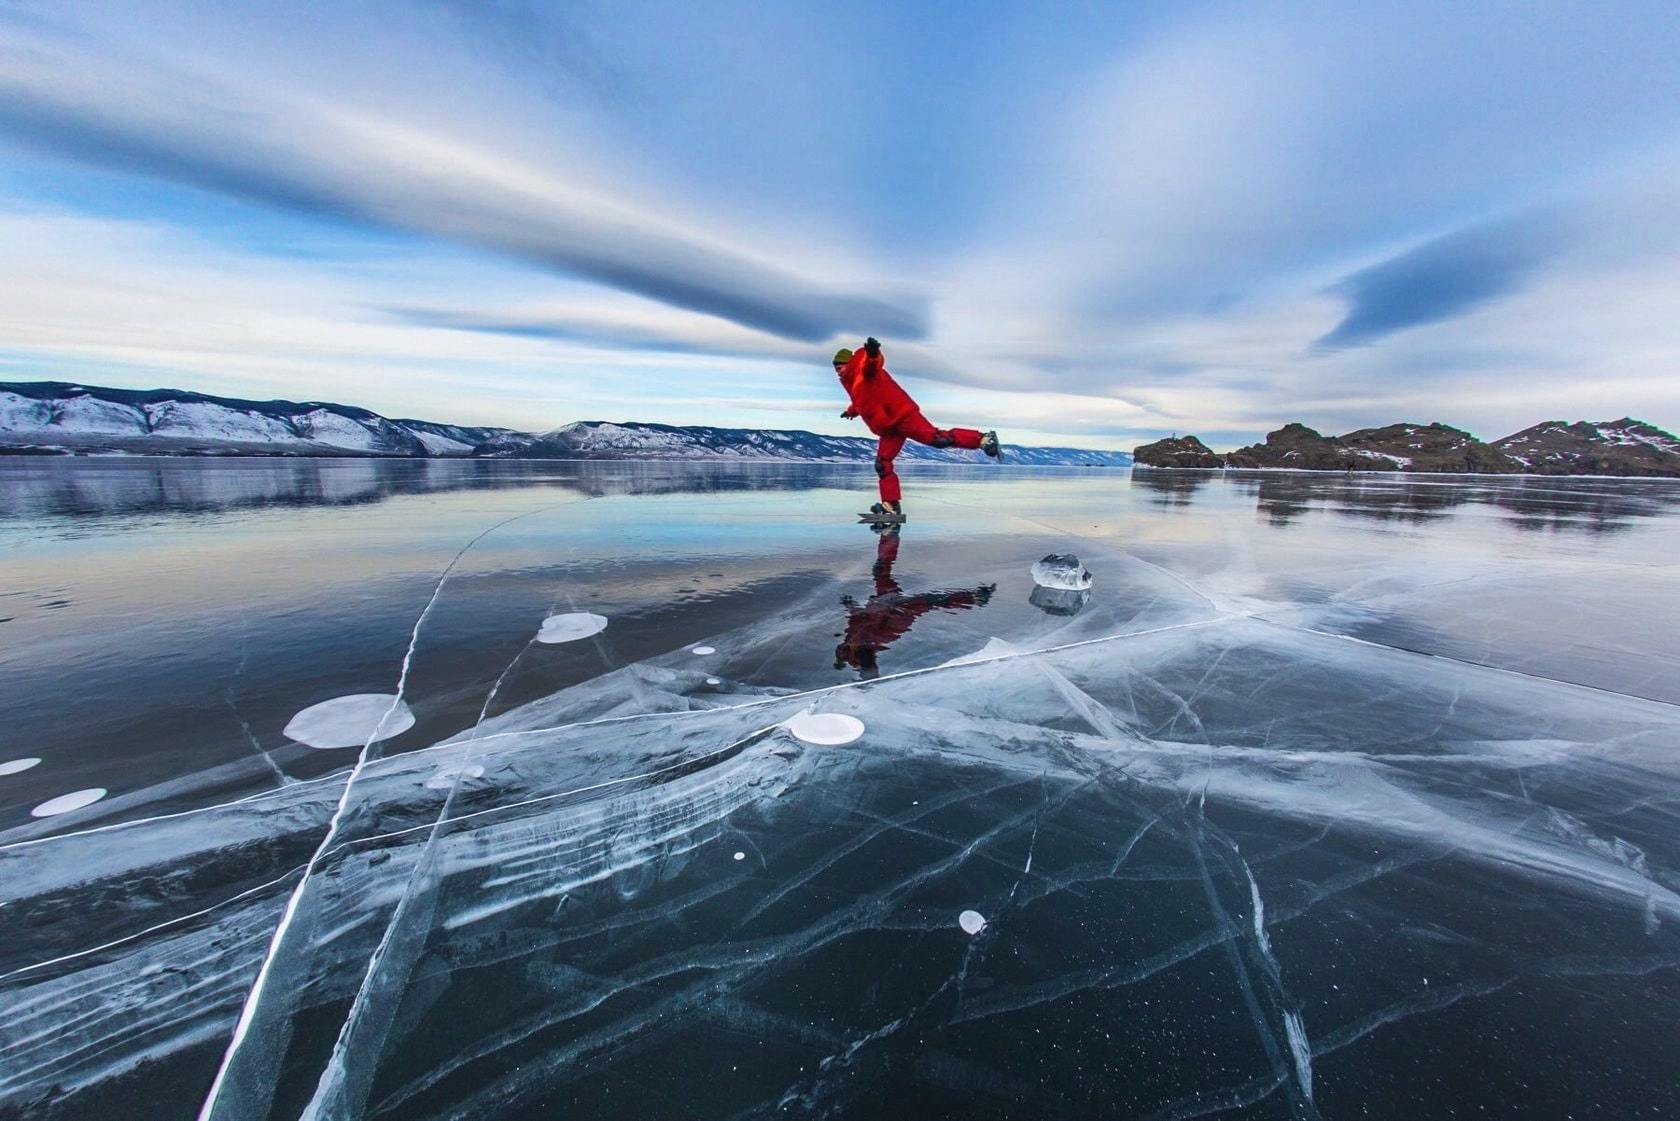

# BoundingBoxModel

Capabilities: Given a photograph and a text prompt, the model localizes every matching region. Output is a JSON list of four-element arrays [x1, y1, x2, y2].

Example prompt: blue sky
[[1, 1, 1678, 449]]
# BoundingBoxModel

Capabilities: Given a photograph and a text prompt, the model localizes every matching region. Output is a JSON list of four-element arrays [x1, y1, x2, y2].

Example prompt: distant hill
[[478, 421, 1130, 466], [1136, 419, 1680, 477], [0, 381, 1131, 466]]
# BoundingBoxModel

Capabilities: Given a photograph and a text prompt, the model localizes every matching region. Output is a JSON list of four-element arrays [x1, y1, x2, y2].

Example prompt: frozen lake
[[3, 457, 1680, 1120]]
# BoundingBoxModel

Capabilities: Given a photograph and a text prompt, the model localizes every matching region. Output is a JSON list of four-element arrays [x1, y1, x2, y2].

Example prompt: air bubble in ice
[[31, 787, 107, 817], [284, 694, 416, 749], [0, 757, 42, 776], [1030, 554, 1092, 591], [786, 712, 865, 745], [958, 910, 987, 935], [733, 851, 745, 861], [691, 646, 716, 655], [706, 677, 722, 685], [537, 612, 608, 644], [424, 764, 485, 790]]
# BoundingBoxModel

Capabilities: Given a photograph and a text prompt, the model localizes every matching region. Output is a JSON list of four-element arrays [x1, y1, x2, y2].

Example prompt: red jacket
[[838, 348, 919, 434]]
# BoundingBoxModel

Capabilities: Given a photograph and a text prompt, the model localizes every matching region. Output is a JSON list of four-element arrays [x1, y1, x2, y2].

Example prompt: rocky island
[[1136, 418, 1680, 477]]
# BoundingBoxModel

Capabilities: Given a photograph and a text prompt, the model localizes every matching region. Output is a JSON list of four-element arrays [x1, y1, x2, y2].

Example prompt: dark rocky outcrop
[[1224, 423, 1358, 470], [1132, 434, 1222, 468], [1139, 416, 1679, 476], [1339, 422, 1518, 473], [1494, 418, 1680, 477]]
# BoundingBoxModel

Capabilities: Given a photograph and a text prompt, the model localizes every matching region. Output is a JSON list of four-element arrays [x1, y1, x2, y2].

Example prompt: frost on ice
[[537, 612, 608, 644], [5, 538, 1680, 1121], [283, 694, 416, 749]]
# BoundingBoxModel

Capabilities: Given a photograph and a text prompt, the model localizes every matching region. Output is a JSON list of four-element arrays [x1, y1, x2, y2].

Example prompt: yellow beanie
[[832, 347, 854, 365]]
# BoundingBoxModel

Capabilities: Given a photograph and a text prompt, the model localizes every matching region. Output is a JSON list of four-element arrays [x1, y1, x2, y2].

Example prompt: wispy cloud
[[1317, 215, 1568, 349], [0, 19, 922, 343]]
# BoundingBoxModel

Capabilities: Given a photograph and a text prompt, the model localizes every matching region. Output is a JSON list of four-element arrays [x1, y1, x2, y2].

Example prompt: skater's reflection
[[834, 526, 995, 679]]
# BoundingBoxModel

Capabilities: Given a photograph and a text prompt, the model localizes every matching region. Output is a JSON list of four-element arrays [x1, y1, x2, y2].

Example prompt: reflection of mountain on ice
[[6, 536, 1680, 1119]]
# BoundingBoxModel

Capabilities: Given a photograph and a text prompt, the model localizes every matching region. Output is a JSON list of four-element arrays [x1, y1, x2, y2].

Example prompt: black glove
[[977, 583, 996, 605], [863, 337, 881, 357]]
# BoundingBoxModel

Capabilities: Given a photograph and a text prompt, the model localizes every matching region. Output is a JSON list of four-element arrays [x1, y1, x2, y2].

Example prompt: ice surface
[[422, 764, 484, 790], [283, 695, 417, 749], [4, 462, 1680, 1121], [536, 612, 609, 643]]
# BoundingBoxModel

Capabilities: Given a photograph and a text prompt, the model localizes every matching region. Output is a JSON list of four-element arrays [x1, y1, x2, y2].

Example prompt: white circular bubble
[[785, 712, 865, 746], [423, 764, 485, 790], [32, 788, 107, 818], [705, 677, 722, 686], [0, 757, 42, 776], [284, 694, 416, 750], [958, 910, 987, 935], [691, 646, 716, 655], [733, 851, 746, 861], [537, 612, 608, 644]]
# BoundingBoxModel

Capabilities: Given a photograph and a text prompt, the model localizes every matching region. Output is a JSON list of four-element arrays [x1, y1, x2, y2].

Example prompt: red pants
[[875, 413, 982, 503]]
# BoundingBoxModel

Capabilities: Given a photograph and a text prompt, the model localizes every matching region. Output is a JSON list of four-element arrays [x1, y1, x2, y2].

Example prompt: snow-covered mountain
[[0, 381, 1131, 465], [478, 421, 1130, 466], [0, 381, 509, 457]]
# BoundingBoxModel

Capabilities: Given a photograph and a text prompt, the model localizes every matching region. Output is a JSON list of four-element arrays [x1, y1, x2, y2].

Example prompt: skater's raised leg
[[898, 413, 998, 457]]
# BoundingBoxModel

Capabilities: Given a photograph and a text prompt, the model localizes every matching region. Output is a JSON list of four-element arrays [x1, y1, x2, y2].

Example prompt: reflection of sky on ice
[[3, 460, 1680, 1119]]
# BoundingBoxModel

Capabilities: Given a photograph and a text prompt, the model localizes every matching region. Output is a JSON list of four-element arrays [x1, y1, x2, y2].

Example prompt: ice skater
[[834, 337, 1000, 523], [834, 525, 995, 678]]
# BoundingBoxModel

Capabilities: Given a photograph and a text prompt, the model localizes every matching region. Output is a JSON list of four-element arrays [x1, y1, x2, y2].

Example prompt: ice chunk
[[0, 757, 42, 775], [283, 694, 416, 749], [785, 712, 865, 745], [1030, 553, 1093, 591], [536, 612, 609, 644], [31, 788, 107, 817], [958, 910, 987, 935]]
